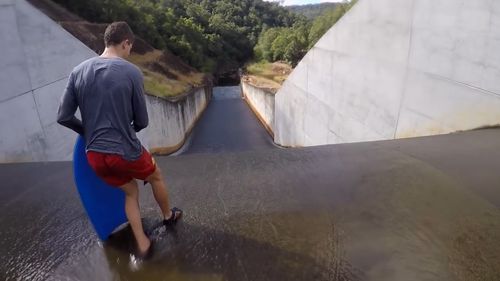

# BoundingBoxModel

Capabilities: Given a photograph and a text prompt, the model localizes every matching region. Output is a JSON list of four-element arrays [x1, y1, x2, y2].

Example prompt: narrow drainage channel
[[176, 86, 276, 155]]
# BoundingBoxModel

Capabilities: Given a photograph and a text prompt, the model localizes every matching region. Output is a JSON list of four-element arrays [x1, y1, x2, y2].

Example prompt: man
[[57, 22, 182, 258]]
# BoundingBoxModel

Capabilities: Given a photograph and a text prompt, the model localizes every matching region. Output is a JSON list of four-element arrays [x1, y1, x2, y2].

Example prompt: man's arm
[[57, 72, 84, 135], [131, 69, 149, 132]]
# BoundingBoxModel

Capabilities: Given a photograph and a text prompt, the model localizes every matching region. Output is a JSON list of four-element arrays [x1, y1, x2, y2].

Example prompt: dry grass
[[246, 61, 292, 85], [128, 51, 159, 65], [244, 61, 292, 92], [242, 75, 281, 93], [128, 50, 205, 98]]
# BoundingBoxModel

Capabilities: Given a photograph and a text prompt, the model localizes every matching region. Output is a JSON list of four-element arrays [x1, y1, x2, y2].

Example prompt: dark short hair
[[104, 22, 135, 47]]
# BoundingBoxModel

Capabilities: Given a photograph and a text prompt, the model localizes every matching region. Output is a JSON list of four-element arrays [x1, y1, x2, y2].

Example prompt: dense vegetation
[[286, 2, 339, 20], [52, 0, 357, 74], [254, 0, 357, 66], [52, 0, 300, 73]]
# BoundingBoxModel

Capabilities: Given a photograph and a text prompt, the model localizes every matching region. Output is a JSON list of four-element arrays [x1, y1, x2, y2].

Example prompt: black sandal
[[163, 207, 183, 226]]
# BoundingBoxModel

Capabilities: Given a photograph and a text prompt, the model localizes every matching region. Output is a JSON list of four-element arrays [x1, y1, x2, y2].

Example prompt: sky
[[264, 0, 343, 6]]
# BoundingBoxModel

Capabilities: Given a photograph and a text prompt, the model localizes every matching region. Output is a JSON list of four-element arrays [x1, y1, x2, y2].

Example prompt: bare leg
[[120, 180, 150, 254], [145, 166, 172, 219]]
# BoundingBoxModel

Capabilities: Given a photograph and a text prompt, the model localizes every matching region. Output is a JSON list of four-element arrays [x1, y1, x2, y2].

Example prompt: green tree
[[308, 0, 357, 49], [254, 27, 282, 61], [52, 0, 309, 72]]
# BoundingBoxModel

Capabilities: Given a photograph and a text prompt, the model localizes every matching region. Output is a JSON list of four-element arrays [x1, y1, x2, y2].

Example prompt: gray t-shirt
[[57, 56, 149, 161]]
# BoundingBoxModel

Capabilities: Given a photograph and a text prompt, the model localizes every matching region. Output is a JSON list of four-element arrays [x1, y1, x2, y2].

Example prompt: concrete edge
[[149, 92, 211, 156], [149, 82, 213, 103], [242, 91, 275, 139], [241, 75, 279, 95], [240, 82, 290, 150]]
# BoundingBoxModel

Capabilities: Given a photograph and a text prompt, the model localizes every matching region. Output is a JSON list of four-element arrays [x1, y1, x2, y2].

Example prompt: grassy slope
[[243, 61, 292, 93], [128, 50, 206, 98]]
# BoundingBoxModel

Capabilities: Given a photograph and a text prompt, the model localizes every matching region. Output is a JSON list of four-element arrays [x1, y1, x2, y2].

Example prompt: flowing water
[[1, 88, 500, 281]]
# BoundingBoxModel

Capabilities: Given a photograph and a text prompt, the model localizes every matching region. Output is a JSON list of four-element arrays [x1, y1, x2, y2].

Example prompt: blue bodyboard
[[73, 136, 127, 240]]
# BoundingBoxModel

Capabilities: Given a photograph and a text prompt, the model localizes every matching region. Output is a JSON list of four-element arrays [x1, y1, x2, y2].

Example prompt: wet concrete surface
[[180, 86, 276, 155], [1, 128, 500, 280]]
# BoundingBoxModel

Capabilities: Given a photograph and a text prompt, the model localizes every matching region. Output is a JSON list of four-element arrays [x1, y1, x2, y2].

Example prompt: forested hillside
[[51, 0, 300, 74], [286, 3, 339, 20], [254, 0, 357, 66]]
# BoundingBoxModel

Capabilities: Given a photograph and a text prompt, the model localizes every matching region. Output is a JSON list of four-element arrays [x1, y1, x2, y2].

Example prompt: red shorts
[[86, 148, 156, 187]]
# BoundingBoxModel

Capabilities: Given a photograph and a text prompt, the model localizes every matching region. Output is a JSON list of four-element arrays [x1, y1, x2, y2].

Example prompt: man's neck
[[100, 47, 124, 59]]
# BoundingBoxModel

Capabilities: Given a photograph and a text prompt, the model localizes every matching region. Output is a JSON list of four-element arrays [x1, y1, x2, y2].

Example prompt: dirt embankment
[[243, 61, 292, 94], [27, 0, 210, 98]]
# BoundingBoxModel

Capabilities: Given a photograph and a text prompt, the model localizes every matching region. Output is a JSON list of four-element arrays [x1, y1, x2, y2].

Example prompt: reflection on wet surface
[[54, 216, 357, 281], [1, 128, 500, 280]]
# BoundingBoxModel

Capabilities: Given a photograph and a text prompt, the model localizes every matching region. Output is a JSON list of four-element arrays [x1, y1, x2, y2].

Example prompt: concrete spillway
[[2, 0, 500, 280], [1, 129, 500, 280], [275, 0, 500, 147]]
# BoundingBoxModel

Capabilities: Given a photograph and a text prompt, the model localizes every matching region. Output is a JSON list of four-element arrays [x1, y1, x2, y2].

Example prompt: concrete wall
[[0, 0, 96, 162], [241, 81, 275, 136], [275, 0, 500, 147], [142, 87, 212, 155], [0, 0, 211, 162]]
